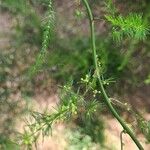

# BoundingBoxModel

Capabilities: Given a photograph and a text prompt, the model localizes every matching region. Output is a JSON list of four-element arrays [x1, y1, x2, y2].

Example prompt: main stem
[[82, 0, 143, 149]]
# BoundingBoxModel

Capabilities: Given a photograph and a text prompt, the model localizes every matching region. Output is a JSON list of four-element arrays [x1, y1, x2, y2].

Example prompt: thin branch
[[120, 130, 125, 150]]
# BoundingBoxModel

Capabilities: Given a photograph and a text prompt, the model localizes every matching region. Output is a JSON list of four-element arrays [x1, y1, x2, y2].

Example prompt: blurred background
[[0, 0, 150, 149]]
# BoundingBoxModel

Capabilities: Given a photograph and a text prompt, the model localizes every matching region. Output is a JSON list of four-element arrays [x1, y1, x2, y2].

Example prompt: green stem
[[82, 0, 144, 149], [120, 130, 125, 150]]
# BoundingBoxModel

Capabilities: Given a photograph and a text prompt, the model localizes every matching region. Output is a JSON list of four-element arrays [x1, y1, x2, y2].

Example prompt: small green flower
[[75, 9, 84, 19]]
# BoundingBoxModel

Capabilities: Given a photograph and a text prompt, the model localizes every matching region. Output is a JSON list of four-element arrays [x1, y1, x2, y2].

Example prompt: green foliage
[[20, 0, 148, 148], [1, 0, 42, 46], [19, 130, 38, 150], [19, 74, 104, 148], [85, 100, 98, 118], [0, 0, 28, 14], [43, 37, 124, 82], [0, 137, 19, 150], [29, 0, 55, 77], [144, 74, 150, 84], [136, 116, 150, 143], [1, 0, 150, 149], [45, 37, 91, 81], [66, 128, 100, 150], [105, 14, 149, 42], [75, 9, 84, 19], [77, 116, 105, 145], [105, 0, 117, 15]]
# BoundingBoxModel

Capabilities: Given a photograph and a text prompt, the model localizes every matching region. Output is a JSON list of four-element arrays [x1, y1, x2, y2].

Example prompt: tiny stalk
[[81, 0, 144, 149]]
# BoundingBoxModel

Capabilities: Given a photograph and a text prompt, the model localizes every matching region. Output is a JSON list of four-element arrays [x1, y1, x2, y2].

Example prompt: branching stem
[[82, 0, 144, 149]]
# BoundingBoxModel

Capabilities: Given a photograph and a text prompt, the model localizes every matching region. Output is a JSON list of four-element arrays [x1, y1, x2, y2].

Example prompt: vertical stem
[[82, 0, 144, 149], [120, 130, 125, 150]]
